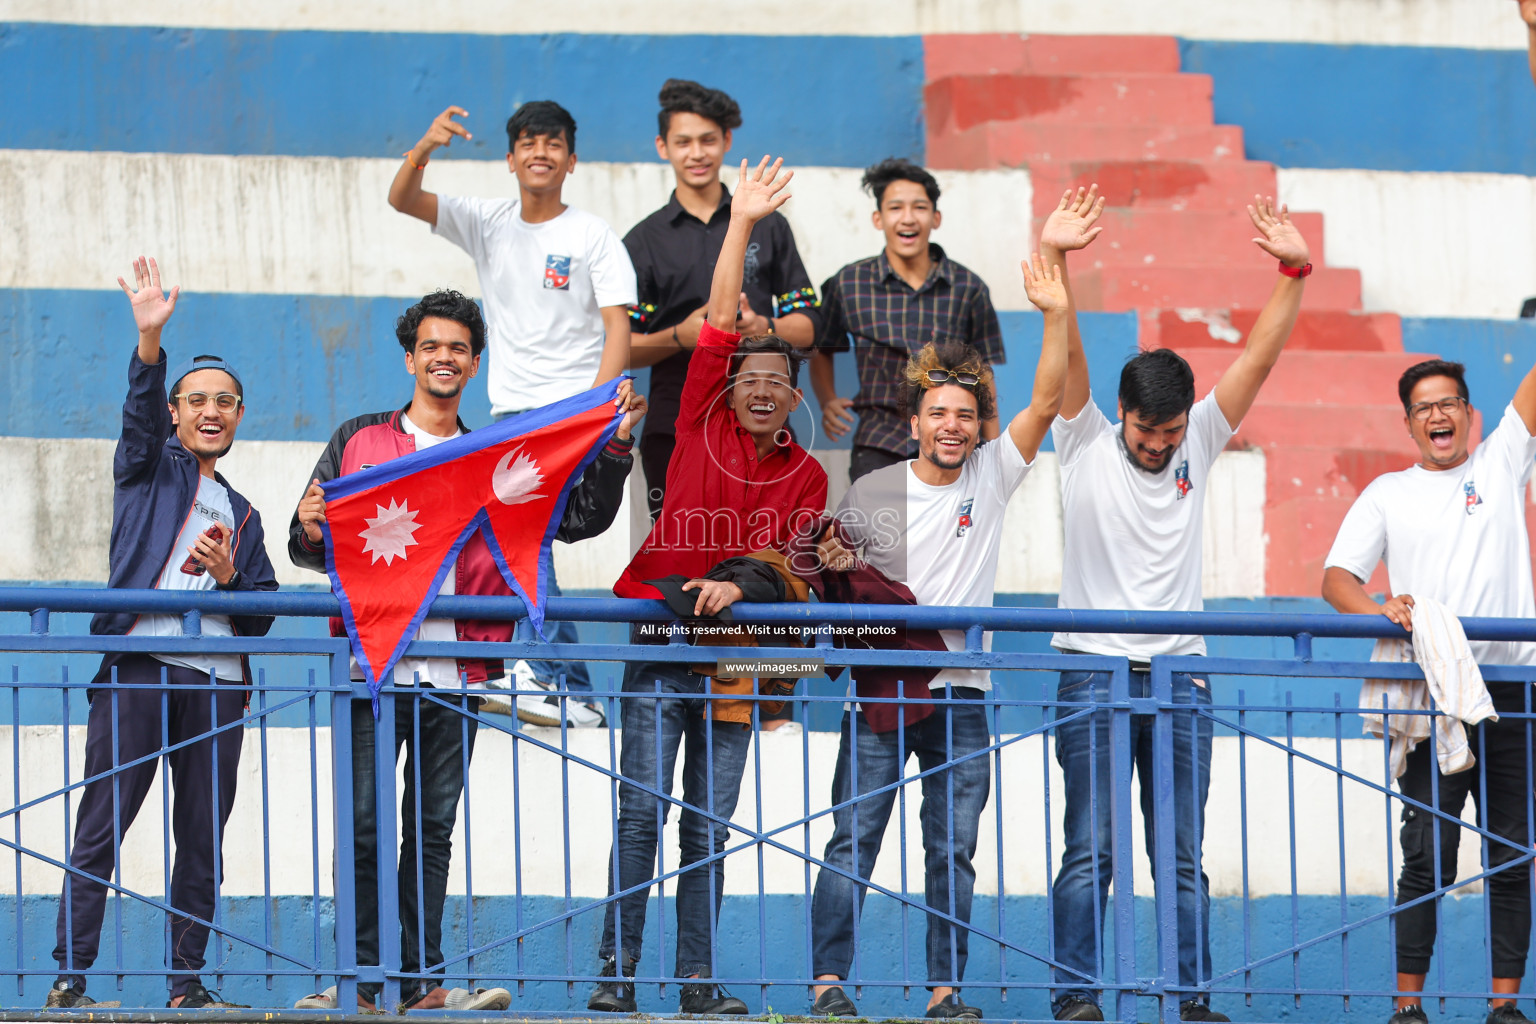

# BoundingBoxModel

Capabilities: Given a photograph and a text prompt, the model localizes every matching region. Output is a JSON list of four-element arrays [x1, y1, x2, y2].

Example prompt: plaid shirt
[[817, 244, 1004, 456]]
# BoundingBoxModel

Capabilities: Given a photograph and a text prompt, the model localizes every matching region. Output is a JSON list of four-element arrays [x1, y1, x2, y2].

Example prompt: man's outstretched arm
[[1212, 196, 1311, 429], [1006, 254, 1070, 462], [388, 105, 471, 226], [1037, 185, 1104, 421]]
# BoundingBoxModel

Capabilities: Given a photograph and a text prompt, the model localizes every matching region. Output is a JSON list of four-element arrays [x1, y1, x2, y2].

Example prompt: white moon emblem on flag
[[492, 446, 545, 505]]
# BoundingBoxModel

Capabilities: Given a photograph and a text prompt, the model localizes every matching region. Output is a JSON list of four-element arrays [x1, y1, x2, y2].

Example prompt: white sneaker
[[480, 671, 513, 715], [293, 986, 337, 1009], [442, 986, 512, 1010], [512, 660, 606, 728]]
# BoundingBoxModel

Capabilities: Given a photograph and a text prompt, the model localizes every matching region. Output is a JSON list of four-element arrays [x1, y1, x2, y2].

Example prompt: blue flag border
[[320, 378, 626, 702]]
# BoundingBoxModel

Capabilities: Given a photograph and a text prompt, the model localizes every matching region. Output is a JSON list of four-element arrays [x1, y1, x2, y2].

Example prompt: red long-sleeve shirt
[[615, 320, 829, 598]]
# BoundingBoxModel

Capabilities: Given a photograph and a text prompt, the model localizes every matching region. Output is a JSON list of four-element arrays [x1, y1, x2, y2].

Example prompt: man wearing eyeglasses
[[47, 258, 279, 1011], [1323, 357, 1536, 1024]]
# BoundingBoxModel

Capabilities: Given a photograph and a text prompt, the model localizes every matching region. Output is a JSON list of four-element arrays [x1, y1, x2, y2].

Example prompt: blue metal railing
[[1, 586, 1533, 1022]]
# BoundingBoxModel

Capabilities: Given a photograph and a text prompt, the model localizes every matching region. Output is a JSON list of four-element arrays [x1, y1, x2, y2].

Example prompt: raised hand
[[1021, 252, 1068, 313], [614, 378, 648, 440], [1247, 195, 1310, 268], [412, 106, 471, 161], [117, 256, 179, 335], [1039, 185, 1105, 253], [731, 156, 794, 224]]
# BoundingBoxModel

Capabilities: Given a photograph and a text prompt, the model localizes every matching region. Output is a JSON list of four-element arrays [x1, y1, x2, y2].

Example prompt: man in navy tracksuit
[[48, 258, 279, 1010]]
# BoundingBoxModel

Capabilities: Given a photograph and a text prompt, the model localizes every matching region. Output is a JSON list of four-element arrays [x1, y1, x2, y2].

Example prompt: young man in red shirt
[[591, 157, 828, 1016]]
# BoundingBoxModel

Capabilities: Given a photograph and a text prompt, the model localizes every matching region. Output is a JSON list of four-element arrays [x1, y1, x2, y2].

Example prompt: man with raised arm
[[1043, 188, 1311, 1023], [1322, 355, 1536, 1024], [49, 258, 279, 1011], [388, 100, 637, 727], [806, 251, 1070, 1021], [288, 290, 643, 1013], [588, 157, 827, 1018]]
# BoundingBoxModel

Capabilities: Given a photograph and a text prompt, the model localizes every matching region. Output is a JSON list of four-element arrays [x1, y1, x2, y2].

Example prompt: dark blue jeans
[[350, 692, 478, 1002], [810, 693, 992, 987], [495, 407, 594, 696], [1050, 666, 1214, 1013], [599, 660, 752, 978]]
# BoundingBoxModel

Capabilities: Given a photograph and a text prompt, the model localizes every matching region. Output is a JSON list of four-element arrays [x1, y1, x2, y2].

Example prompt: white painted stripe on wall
[[0, 0, 1522, 49], [0, 438, 1265, 597], [0, 151, 1034, 311], [1277, 168, 1536, 321], [3, 725, 1455, 899]]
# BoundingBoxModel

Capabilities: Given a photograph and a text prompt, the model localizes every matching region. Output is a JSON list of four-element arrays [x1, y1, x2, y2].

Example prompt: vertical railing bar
[[848, 692, 861, 999], [560, 669, 575, 998], [991, 683, 1007, 1003], [460, 677, 476, 992], [330, 654, 358, 1013], [1038, 674, 1053, 1011], [511, 672, 526, 994], [1333, 690, 1349, 1010], [411, 677, 427, 1001], [375, 674, 401, 1010], [1285, 690, 1299, 1007], [944, 683, 959, 998], [801, 678, 814, 1006], [1381, 692, 1396, 1011], [1187, 679, 1205, 1016], [11, 666, 22, 996], [154, 671, 168, 996], [307, 668, 322, 994], [61, 666, 74, 992], [1109, 661, 1136, 1024], [703, 681, 719, 995], [209, 667, 227, 993], [753, 685, 768, 1010], [1429, 714, 1443, 1013], [896, 681, 910, 1001], [1237, 688, 1252, 1006], [604, 678, 622, 1002], [1150, 661, 1179, 1024], [259, 668, 275, 990]]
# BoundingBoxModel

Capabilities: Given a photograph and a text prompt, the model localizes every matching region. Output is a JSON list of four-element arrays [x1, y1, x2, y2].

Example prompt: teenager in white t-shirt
[[1323, 358, 1536, 1024], [1040, 188, 1313, 1023], [388, 99, 638, 723], [806, 254, 1072, 1021]]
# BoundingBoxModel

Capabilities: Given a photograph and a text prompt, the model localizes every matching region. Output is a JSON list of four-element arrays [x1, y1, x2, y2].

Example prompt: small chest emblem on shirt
[[543, 254, 572, 290], [1465, 480, 1483, 515], [956, 498, 974, 538], [1174, 461, 1192, 499]]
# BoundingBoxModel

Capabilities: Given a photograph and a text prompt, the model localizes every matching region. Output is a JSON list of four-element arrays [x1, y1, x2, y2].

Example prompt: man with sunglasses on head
[[1323, 356, 1536, 1024], [1043, 188, 1310, 1023], [806, 251, 1070, 1021], [47, 258, 279, 1012]]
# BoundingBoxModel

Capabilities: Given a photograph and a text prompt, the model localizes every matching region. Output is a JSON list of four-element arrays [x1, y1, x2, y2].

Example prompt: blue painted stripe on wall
[[1403, 317, 1536, 416], [0, 24, 924, 166], [1180, 40, 1536, 174], [0, 291, 1138, 444], [2, 892, 1510, 1021]]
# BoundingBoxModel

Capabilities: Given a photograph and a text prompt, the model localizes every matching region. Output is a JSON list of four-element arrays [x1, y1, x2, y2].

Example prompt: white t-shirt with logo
[[1325, 403, 1536, 668], [352, 414, 466, 688], [1052, 391, 1236, 659], [434, 196, 637, 415], [837, 438, 1033, 691], [128, 475, 243, 680]]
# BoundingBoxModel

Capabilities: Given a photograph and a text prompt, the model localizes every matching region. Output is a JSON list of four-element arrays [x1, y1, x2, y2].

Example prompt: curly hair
[[395, 289, 487, 356], [899, 342, 995, 422], [657, 78, 742, 137]]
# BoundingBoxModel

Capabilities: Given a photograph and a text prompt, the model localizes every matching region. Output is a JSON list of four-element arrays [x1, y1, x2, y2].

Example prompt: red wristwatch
[[1279, 261, 1313, 278]]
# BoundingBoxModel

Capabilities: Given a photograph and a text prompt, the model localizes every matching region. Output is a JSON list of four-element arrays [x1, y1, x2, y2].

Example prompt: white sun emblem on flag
[[359, 498, 422, 565]]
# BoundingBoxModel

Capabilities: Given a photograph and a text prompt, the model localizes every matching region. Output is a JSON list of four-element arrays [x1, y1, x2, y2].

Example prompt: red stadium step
[[1029, 161, 1279, 214], [924, 34, 1181, 79], [1072, 265, 1360, 312], [1178, 350, 1426, 403], [1082, 209, 1325, 267], [926, 73, 1214, 135], [938, 122, 1244, 168], [1139, 310, 1401, 353]]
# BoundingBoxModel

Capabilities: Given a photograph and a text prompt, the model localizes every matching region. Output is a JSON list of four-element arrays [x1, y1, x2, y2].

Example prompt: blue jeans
[[496, 408, 593, 696], [810, 693, 992, 987], [1050, 666, 1214, 1012], [598, 660, 752, 977], [350, 693, 478, 1002]]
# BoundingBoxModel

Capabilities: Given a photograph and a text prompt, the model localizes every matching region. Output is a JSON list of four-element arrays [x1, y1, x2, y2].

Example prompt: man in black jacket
[[49, 258, 280, 1011], [287, 289, 643, 1012]]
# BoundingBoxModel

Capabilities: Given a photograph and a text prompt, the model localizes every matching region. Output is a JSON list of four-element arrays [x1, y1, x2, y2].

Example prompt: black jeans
[[849, 444, 908, 484], [53, 655, 244, 1001], [1394, 682, 1534, 978], [350, 693, 478, 1001]]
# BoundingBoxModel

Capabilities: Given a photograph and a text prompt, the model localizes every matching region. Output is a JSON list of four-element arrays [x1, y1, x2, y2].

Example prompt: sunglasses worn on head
[[926, 369, 980, 387], [175, 392, 243, 412]]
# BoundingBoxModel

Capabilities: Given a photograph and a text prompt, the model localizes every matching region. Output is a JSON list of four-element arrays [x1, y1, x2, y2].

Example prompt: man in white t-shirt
[[1323, 358, 1536, 1024], [289, 289, 646, 1013], [388, 99, 638, 724], [806, 254, 1072, 1021], [1041, 188, 1313, 1023]]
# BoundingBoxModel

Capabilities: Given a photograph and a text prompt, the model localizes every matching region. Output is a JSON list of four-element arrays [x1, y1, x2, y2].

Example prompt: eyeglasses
[[1407, 396, 1467, 421], [175, 391, 243, 412], [731, 373, 793, 391], [925, 369, 980, 386]]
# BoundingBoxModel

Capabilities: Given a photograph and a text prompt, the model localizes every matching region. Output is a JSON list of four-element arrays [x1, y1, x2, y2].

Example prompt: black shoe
[[587, 955, 636, 1013], [173, 981, 247, 1008], [813, 986, 858, 1017], [1488, 1005, 1533, 1024], [679, 982, 748, 1015], [1054, 995, 1105, 1021], [927, 993, 983, 1018], [45, 979, 119, 1009], [1389, 1006, 1429, 1024], [1179, 1000, 1228, 1022]]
